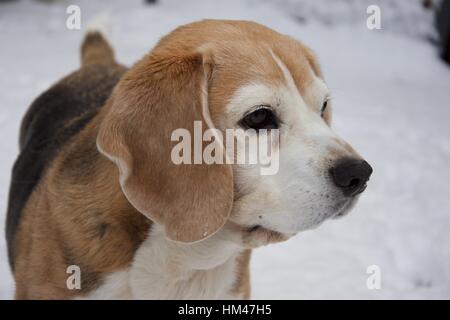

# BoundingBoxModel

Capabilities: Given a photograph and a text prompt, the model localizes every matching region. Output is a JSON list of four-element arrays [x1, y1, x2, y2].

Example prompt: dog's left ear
[[96, 46, 233, 243]]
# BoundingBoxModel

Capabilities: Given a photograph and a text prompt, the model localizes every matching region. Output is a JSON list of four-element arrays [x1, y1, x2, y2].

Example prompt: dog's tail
[[81, 12, 116, 66]]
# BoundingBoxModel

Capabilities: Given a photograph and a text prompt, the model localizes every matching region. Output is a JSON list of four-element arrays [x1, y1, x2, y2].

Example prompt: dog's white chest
[[84, 226, 242, 299]]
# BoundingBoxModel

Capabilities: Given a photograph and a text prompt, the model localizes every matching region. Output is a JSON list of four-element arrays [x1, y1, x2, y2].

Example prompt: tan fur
[[81, 32, 115, 66], [14, 116, 152, 299], [12, 20, 324, 299], [231, 249, 252, 299]]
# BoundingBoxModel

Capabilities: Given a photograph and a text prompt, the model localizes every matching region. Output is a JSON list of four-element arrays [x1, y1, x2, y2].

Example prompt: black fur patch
[[5, 63, 126, 270]]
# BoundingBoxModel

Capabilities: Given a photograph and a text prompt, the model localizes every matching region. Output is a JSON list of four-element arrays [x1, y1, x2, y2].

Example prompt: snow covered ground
[[1, 0, 449, 299]]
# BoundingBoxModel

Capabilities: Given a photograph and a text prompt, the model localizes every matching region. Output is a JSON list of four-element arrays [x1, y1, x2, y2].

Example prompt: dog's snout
[[330, 158, 373, 197]]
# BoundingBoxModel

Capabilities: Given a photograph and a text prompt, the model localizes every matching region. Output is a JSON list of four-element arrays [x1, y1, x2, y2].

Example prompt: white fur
[[84, 225, 244, 299], [85, 11, 112, 38]]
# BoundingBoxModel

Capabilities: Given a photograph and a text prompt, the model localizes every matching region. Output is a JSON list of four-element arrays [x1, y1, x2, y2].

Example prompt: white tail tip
[[85, 11, 112, 38]]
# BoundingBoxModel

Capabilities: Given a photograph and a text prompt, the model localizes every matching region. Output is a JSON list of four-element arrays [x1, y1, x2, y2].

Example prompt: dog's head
[[97, 20, 372, 244]]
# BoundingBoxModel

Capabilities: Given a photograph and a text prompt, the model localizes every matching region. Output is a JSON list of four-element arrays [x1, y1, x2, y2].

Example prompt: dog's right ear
[[97, 47, 233, 243]]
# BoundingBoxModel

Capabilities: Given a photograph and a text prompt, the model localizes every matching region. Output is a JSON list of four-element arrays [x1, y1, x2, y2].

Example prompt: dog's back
[[6, 32, 127, 270]]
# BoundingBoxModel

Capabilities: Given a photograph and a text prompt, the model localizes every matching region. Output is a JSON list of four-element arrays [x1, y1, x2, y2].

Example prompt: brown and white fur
[[6, 20, 371, 299]]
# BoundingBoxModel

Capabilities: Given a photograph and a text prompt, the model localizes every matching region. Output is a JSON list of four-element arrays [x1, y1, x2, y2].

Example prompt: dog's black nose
[[330, 158, 373, 197]]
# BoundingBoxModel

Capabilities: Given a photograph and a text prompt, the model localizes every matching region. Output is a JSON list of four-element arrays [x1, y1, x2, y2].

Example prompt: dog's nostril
[[348, 178, 361, 189], [330, 158, 372, 197]]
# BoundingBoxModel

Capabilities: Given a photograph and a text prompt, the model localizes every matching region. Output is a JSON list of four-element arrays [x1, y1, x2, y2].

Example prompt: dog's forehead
[[161, 20, 323, 121], [209, 38, 321, 121]]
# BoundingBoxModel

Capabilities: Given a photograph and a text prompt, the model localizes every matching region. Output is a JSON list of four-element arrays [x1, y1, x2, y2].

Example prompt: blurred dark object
[[145, 0, 158, 4], [436, 0, 450, 64], [423, 0, 434, 9]]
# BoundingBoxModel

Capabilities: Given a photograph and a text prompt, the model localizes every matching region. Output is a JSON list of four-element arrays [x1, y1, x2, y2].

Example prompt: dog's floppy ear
[[97, 47, 233, 243]]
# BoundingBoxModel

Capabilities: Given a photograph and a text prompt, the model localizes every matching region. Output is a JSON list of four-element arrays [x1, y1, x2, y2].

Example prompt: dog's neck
[[84, 223, 245, 299], [129, 224, 244, 299]]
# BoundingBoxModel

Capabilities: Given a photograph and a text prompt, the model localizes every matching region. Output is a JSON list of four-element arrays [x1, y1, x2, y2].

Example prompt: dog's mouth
[[229, 191, 363, 245], [247, 225, 281, 236], [244, 225, 289, 246], [332, 196, 359, 219]]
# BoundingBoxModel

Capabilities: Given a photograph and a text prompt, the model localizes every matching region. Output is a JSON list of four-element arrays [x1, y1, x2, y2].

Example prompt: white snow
[[1, 0, 449, 299]]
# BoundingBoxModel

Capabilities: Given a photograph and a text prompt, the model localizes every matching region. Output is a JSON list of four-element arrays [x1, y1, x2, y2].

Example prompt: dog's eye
[[240, 107, 278, 130], [321, 100, 328, 117]]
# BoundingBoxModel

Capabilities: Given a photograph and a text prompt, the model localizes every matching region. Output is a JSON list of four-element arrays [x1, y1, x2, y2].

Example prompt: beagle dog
[[6, 20, 372, 299]]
